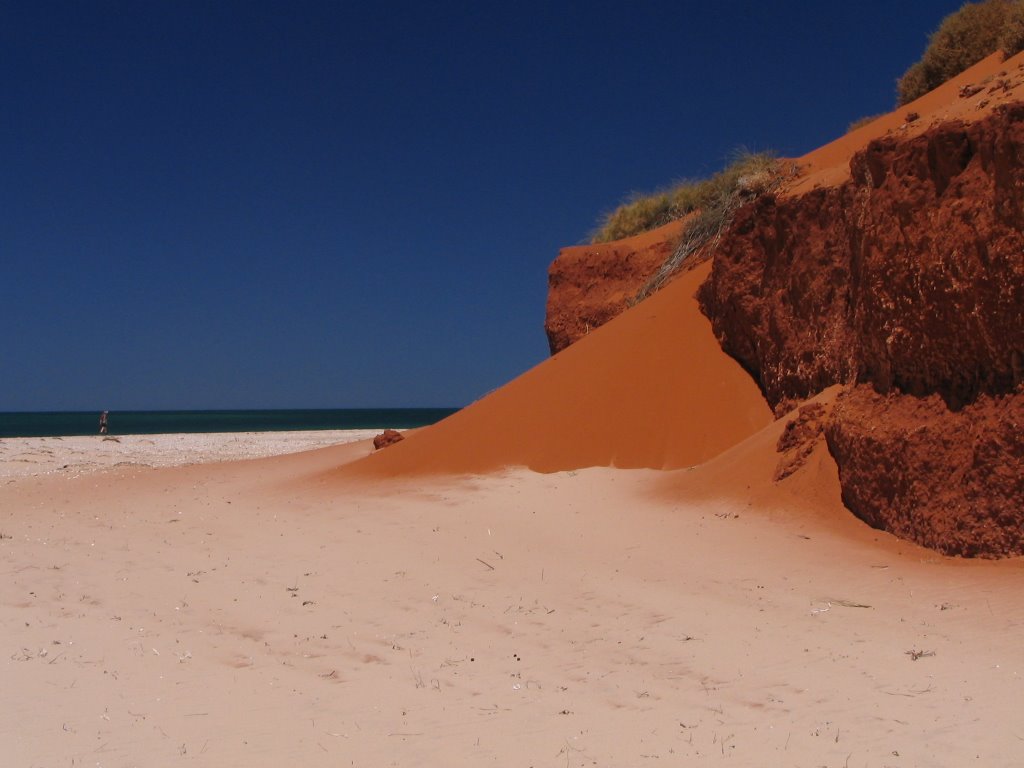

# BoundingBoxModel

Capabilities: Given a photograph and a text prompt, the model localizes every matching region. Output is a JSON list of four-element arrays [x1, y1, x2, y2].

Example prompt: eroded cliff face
[[826, 388, 1024, 557], [545, 220, 684, 354], [701, 103, 1024, 557]]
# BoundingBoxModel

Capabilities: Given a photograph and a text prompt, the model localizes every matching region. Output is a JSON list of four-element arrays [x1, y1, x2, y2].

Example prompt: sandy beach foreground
[[2, 436, 1023, 767]]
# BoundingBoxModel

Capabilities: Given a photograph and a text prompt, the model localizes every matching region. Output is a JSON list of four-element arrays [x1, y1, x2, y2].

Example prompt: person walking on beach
[[99, 410, 109, 435]]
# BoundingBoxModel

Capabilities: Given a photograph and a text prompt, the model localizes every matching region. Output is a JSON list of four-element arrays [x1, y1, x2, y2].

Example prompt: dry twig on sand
[[829, 598, 872, 609], [905, 649, 936, 661]]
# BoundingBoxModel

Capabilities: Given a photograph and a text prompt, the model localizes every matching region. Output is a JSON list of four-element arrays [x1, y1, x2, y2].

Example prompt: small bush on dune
[[700, 150, 779, 201], [667, 183, 705, 217], [591, 190, 677, 243], [897, 0, 1024, 105], [896, 61, 931, 106], [591, 151, 778, 244], [591, 180, 707, 244]]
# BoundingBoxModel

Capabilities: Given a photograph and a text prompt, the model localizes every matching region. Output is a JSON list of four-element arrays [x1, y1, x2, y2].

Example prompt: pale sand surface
[[0, 430, 380, 480], [2, 443, 1023, 767]]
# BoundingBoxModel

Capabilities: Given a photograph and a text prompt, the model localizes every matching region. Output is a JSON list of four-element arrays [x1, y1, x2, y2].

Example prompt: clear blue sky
[[3, 1, 963, 410]]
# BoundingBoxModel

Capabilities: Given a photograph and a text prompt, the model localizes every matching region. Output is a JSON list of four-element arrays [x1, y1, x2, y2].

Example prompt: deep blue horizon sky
[[4, 1, 965, 410]]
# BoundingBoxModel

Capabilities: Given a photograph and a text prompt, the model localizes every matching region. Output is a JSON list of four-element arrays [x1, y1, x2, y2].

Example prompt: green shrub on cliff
[[897, 0, 1024, 105], [591, 151, 778, 244]]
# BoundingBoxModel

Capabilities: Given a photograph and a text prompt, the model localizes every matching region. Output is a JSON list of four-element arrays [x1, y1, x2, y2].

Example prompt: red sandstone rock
[[544, 220, 684, 354], [702, 104, 1024, 411], [373, 430, 404, 450], [700, 103, 1024, 557], [774, 402, 828, 482], [826, 387, 1024, 557]]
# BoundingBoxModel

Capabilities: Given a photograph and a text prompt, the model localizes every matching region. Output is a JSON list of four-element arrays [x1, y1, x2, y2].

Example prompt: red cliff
[[701, 103, 1024, 556], [544, 220, 684, 354]]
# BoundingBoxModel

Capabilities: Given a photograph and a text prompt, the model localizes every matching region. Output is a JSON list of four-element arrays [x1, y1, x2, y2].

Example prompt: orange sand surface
[[344, 261, 771, 477], [4, 438, 1024, 766]]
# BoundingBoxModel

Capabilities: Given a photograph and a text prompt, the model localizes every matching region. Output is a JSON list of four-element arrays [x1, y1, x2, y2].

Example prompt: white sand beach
[[0, 430, 381, 480]]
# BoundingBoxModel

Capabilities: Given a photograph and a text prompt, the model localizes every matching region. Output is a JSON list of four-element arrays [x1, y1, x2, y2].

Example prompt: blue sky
[[2, 1, 964, 410]]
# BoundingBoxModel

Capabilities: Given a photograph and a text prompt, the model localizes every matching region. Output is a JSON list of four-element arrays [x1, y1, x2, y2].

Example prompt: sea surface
[[0, 409, 459, 439]]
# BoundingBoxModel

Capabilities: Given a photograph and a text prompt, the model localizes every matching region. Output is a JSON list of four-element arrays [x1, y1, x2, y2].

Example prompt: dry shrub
[[898, 0, 1024, 105], [1002, 1, 1024, 51], [591, 151, 777, 244], [591, 191, 676, 244]]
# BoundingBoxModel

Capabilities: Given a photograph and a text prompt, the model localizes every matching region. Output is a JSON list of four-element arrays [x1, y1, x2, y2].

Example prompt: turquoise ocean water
[[0, 409, 458, 439]]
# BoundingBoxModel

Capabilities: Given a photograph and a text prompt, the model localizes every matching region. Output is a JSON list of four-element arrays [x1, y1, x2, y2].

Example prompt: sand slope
[[346, 261, 771, 476]]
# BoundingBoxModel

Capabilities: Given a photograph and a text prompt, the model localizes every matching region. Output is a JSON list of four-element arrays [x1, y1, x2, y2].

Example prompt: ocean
[[0, 408, 459, 439]]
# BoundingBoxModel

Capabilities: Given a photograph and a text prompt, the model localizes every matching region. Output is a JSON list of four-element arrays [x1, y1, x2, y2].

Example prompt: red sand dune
[[344, 261, 771, 476]]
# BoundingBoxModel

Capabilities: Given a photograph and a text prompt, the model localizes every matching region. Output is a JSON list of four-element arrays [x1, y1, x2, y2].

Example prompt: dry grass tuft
[[591, 151, 778, 244], [591, 191, 678, 244]]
